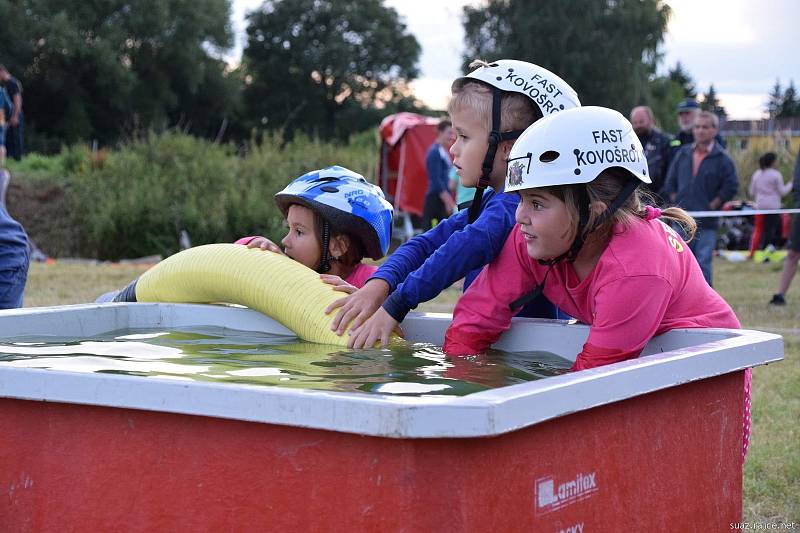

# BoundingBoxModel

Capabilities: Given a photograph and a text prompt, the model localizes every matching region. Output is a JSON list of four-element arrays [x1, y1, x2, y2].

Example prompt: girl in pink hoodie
[[444, 107, 750, 461]]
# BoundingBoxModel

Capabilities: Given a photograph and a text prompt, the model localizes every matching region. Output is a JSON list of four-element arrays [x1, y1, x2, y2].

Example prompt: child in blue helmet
[[236, 166, 393, 290], [327, 60, 581, 348]]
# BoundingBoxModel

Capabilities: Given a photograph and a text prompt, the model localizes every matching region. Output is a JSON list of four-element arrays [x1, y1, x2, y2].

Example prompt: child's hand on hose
[[320, 274, 357, 294], [347, 307, 403, 349], [245, 236, 282, 254], [325, 278, 390, 336]]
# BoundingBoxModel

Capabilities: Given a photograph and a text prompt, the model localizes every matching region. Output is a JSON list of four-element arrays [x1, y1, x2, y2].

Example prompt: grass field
[[22, 256, 800, 522]]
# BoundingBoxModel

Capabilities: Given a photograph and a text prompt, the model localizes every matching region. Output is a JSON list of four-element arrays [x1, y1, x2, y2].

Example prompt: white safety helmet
[[453, 59, 581, 116], [452, 59, 581, 223], [507, 106, 651, 267], [505, 106, 651, 193]]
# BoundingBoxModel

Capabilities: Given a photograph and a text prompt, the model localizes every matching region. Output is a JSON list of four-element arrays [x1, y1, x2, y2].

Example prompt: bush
[[5, 145, 91, 185], [11, 131, 378, 260]]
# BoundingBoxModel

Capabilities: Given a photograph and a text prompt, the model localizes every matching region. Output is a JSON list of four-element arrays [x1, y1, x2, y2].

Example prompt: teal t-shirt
[[448, 167, 476, 211]]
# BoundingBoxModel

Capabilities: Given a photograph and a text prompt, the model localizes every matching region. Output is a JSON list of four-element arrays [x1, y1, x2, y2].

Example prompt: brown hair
[[539, 168, 697, 244], [312, 210, 364, 267], [448, 60, 541, 133]]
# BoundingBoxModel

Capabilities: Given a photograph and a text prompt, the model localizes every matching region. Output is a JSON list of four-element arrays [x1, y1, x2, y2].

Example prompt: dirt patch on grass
[[6, 179, 83, 258]]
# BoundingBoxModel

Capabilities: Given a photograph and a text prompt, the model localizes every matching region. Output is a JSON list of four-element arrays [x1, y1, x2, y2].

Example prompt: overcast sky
[[231, 0, 799, 120]]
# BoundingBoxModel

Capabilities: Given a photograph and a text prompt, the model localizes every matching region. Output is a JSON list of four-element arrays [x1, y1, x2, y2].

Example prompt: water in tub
[[0, 327, 571, 396]]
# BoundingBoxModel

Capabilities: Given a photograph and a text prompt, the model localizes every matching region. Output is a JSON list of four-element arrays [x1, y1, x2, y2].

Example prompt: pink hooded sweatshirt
[[444, 209, 751, 461]]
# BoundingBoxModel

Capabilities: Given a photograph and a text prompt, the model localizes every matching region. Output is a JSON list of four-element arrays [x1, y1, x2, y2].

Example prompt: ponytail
[[658, 207, 697, 242]]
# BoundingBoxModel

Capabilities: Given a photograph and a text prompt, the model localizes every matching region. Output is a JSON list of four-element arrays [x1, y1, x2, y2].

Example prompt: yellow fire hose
[[114, 243, 395, 346]]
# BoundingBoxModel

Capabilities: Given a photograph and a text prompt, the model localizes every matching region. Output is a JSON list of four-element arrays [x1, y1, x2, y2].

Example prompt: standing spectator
[[0, 65, 23, 161], [422, 119, 455, 229], [0, 169, 29, 308], [0, 82, 9, 168], [770, 148, 800, 305], [630, 105, 673, 200], [674, 98, 726, 149], [748, 152, 792, 256], [662, 111, 738, 286], [675, 98, 699, 146]]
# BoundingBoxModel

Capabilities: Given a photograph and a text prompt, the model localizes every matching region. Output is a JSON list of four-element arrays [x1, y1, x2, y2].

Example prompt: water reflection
[[0, 327, 571, 397]]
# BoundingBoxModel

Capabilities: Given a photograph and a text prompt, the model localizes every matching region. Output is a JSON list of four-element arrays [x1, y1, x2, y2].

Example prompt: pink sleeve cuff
[[444, 327, 499, 355], [234, 236, 258, 246]]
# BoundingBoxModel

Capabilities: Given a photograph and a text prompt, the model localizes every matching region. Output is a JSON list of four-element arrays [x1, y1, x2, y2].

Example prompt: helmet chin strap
[[510, 177, 641, 310], [466, 88, 524, 224], [317, 221, 332, 273]]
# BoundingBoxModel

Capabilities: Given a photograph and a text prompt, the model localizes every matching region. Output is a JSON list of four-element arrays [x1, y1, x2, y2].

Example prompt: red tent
[[378, 112, 438, 220]]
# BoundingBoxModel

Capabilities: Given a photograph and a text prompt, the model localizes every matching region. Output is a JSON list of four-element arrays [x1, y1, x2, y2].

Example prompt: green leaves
[[461, 0, 670, 115], [4, 0, 235, 148], [240, 0, 421, 141]]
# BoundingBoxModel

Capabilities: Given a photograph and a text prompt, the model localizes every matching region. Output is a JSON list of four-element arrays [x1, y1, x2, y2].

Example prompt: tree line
[[767, 80, 800, 119], [0, 0, 788, 153]]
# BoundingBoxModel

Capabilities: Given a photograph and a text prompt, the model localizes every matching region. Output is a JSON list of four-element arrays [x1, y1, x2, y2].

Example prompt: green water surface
[[0, 327, 571, 396]]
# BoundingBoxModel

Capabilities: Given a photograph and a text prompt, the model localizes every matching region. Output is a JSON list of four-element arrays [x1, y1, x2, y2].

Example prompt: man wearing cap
[[662, 111, 738, 286], [630, 105, 673, 201], [674, 98, 726, 148]]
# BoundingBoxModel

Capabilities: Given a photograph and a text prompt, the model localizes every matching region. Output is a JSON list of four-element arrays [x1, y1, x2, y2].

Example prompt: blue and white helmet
[[274, 166, 393, 261]]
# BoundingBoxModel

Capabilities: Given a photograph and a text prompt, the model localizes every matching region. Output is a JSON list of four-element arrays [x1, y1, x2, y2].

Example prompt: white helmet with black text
[[452, 59, 581, 223], [507, 106, 651, 269], [505, 106, 650, 193], [453, 59, 581, 117]]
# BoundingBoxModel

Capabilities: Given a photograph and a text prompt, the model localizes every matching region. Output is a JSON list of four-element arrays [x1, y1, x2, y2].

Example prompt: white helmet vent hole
[[320, 186, 339, 193], [539, 151, 560, 163]]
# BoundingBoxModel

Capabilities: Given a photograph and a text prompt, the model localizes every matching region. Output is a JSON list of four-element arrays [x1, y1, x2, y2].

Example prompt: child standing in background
[[748, 152, 792, 256]]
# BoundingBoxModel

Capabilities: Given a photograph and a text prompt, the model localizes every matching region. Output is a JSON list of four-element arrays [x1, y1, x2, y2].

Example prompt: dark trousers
[[6, 119, 23, 161], [422, 193, 449, 230], [760, 214, 781, 249]]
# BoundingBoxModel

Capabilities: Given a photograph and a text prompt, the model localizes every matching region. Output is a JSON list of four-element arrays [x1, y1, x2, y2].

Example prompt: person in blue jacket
[[422, 120, 456, 229], [0, 170, 29, 308], [326, 59, 581, 348], [661, 110, 738, 286]]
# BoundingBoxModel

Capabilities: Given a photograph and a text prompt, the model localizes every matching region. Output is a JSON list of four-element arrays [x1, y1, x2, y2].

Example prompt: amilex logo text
[[535, 471, 598, 515]]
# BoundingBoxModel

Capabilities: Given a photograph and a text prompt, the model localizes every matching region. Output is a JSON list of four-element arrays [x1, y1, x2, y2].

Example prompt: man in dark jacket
[[662, 111, 738, 286], [422, 120, 455, 229], [0, 65, 23, 161], [630, 105, 673, 202], [674, 98, 726, 148]]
